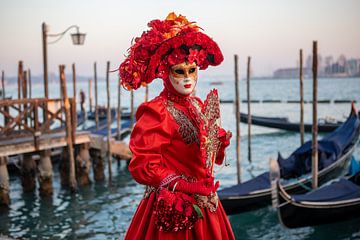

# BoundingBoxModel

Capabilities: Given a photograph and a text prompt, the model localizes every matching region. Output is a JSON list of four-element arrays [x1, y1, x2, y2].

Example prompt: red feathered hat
[[119, 12, 224, 90]]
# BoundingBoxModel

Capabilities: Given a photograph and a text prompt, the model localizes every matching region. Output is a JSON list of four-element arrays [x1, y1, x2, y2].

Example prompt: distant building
[[346, 58, 360, 76], [273, 67, 312, 79], [274, 54, 360, 78]]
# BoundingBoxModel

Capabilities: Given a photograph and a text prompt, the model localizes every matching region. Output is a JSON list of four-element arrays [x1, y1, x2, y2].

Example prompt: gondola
[[87, 107, 132, 120], [274, 159, 360, 228], [218, 104, 360, 215], [240, 112, 342, 132]]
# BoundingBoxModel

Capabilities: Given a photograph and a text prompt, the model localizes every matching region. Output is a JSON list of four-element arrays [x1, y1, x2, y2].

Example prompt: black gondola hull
[[240, 113, 340, 132], [277, 182, 360, 228], [220, 193, 271, 215]]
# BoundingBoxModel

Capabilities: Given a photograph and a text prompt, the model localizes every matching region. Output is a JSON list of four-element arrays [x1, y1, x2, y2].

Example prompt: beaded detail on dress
[[165, 100, 200, 145]]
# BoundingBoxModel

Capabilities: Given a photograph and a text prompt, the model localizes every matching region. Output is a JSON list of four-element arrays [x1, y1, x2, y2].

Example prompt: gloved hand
[[170, 177, 220, 196], [205, 177, 220, 193], [218, 127, 232, 147]]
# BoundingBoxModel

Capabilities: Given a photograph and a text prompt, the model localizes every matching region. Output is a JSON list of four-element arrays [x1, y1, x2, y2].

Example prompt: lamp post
[[42, 22, 86, 100]]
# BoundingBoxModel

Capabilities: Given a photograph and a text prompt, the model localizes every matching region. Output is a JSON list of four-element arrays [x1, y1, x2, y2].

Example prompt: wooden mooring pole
[[1, 70, 5, 100], [18, 61, 23, 100], [59, 65, 77, 192], [234, 55, 241, 184], [28, 70, 33, 127], [106, 61, 113, 183], [18, 61, 23, 129], [72, 63, 77, 127], [22, 71, 28, 100], [94, 62, 99, 130], [299, 49, 305, 145], [130, 90, 134, 129], [89, 79, 93, 113], [22, 70, 28, 126], [117, 75, 122, 140], [246, 56, 252, 164], [28, 69, 32, 99], [312, 41, 319, 189], [145, 85, 149, 103]]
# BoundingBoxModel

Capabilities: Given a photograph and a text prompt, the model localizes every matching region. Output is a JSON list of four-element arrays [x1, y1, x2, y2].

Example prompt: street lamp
[[42, 22, 86, 100]]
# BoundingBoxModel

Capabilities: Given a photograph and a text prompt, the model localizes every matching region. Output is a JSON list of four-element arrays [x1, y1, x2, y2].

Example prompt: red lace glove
[[216, 127, 232, 165], [218, 127, 231, 147], [170, 178, 220, 195]]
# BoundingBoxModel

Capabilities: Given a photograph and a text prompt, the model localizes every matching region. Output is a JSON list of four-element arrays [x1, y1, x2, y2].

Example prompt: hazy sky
[[1, 0, 359, 78]]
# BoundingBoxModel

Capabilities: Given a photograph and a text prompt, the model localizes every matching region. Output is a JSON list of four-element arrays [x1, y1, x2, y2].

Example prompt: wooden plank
[[0, 132, 90, 157]]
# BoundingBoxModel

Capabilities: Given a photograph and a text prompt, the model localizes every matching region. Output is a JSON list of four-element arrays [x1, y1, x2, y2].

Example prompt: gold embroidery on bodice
[[165, 100, 200, 145]]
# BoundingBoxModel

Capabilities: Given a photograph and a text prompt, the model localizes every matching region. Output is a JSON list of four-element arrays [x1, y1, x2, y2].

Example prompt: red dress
[[125, 90, 235, 240]]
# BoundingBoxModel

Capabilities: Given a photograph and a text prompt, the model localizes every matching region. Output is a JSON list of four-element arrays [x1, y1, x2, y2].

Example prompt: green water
[[1, 77, 360, 239]]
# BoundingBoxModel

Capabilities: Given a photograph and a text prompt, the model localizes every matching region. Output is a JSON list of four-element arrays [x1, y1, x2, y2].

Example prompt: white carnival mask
[[169, 62, 198, 95]]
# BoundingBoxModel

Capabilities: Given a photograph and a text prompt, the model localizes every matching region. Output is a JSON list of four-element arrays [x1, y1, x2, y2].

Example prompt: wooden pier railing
[[0, 97, 76, 149]]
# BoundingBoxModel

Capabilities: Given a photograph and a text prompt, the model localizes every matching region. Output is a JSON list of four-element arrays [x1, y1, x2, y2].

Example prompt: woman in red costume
[[119, 12, 235, 240]]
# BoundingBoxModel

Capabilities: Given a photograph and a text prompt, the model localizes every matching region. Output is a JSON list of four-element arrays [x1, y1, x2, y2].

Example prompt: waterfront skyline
[[1, 0, 360, 78]]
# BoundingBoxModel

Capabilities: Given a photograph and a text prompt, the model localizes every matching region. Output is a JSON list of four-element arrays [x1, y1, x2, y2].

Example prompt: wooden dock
[[0, 97, 93, 207], [0, 97, 90, 156]]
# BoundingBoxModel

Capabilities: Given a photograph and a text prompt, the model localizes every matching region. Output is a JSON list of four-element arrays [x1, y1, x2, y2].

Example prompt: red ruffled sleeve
[[128, 99, 176, 187]]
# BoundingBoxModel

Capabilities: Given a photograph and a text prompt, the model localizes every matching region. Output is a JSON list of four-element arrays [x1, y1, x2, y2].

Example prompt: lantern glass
[[71, 33, 86, 45]]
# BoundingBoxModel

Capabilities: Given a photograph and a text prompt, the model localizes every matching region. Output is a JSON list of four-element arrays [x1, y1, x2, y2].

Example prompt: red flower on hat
[[188, 49, 207, 65], [168, 48, 187, 66]]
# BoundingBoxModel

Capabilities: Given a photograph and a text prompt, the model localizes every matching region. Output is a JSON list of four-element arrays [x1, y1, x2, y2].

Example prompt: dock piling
[[90, 149, 105, 181], [38, 150, 53, 196], [0, 156, 10, 208], [75, 143, 91, 186], [21, 153, 36, 192], [59, 149, 69, 187]]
